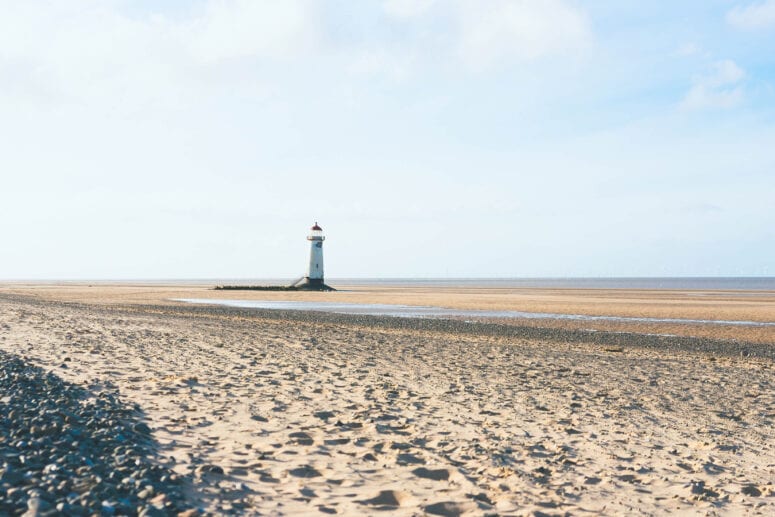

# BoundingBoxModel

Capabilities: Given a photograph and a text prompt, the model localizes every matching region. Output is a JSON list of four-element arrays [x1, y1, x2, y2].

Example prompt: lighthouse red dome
[[311, 222, 322, 231]]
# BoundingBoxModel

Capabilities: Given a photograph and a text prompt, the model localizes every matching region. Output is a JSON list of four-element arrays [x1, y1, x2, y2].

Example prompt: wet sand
[[1, 285, 774, 515], [4, 282, 775, 343]]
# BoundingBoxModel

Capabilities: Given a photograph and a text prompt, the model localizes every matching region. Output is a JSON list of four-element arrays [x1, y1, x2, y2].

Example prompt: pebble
[[195, 464, 224, 476], [0, 351, 194, 516]]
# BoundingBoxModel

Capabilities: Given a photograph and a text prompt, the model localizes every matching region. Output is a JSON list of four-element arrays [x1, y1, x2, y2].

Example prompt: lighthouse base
[[296, 278, 336, 291], [213, 280, 335, 292]]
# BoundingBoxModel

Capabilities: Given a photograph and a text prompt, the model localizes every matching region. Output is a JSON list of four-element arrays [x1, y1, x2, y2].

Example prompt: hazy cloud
[[380, 0, 592, 69], [186, 0, 319, 63], [675, 42, 702, 57], [727, 0, 775, 30], [683, 203, 724, 214], [0, 0, 592, 107], [382, 0, 437, 18], [347, 48, 416, 82], [0, 0, 319, 108], [457, 0, 591, 67], [681, 60, 746, 110]]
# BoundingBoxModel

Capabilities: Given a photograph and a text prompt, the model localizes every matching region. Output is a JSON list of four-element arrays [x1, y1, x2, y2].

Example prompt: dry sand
[[1, 285, 774, 515]]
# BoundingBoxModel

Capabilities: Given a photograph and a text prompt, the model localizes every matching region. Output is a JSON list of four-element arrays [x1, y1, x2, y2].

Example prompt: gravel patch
[[0, 350, 192, 516]]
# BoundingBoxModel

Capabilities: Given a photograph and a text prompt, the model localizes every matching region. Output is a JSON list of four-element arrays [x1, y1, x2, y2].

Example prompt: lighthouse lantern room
[[306, 222, 325, 287]]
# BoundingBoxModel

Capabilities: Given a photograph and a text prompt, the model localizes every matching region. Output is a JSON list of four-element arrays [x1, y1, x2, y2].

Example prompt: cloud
[[456, 0, 591, 67], [347, 48, 416, 82], [380, 0, 592, 69], [675, 42, 702, 57], [681, 60, 746, 111], [683, 203, 724, 215], [727, 0, 775, 30], [0, 1, 320, 109], [382, 0, 437, 18], [704, 60, 745, 87], [187, 0, 318, 63]]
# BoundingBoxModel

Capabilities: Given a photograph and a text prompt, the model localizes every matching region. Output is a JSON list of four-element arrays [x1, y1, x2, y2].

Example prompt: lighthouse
[[286, 222, 334, 291], [305, 222, 326, 288]]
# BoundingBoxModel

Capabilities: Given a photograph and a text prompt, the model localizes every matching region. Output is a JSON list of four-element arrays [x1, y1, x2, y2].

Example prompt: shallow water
[[174, 298, 775, 328]]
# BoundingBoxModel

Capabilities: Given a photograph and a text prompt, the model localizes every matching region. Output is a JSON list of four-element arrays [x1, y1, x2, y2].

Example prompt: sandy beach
[[1, 285, 774, 515]]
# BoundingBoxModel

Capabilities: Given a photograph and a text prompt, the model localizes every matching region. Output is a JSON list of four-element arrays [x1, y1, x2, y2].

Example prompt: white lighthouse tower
[[305, 222, 326, 288]]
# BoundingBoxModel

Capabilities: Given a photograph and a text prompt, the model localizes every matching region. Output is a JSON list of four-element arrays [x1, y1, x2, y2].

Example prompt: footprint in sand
[[288, 465, 323, 478], [324, 437, 350, 446], [288, 431, 315, 446], [314, 410, 336, 421], [396, 452, 425, 465], [299, 486, 316, 497], [258, 472, 281, 484], [358, 490, 411, 508], [424, 500, 477, 516], [412, 467, 451, 481]]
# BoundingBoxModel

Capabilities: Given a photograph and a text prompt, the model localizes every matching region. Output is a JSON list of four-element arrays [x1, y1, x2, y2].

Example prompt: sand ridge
[[1, 293, 774, 515]]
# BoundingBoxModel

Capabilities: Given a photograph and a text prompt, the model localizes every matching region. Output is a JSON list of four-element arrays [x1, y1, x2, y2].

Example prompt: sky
[[1, 0, 774, 279]]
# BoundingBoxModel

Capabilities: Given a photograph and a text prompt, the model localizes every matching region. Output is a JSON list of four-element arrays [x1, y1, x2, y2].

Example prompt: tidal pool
[[173, 298, 775, 327]]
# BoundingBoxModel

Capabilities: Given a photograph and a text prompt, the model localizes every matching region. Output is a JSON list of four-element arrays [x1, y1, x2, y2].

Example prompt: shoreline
[[4, 283, 775, 342], [3, 291, 773, 360]]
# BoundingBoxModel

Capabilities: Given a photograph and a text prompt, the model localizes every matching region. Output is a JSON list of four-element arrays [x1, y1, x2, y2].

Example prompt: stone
[[22, 496, 52, 517]]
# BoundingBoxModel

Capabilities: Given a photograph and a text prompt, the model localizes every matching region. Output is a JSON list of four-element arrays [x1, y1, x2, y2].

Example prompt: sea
[[328, 277, 775, 290], [194, 277, 775, 291]]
